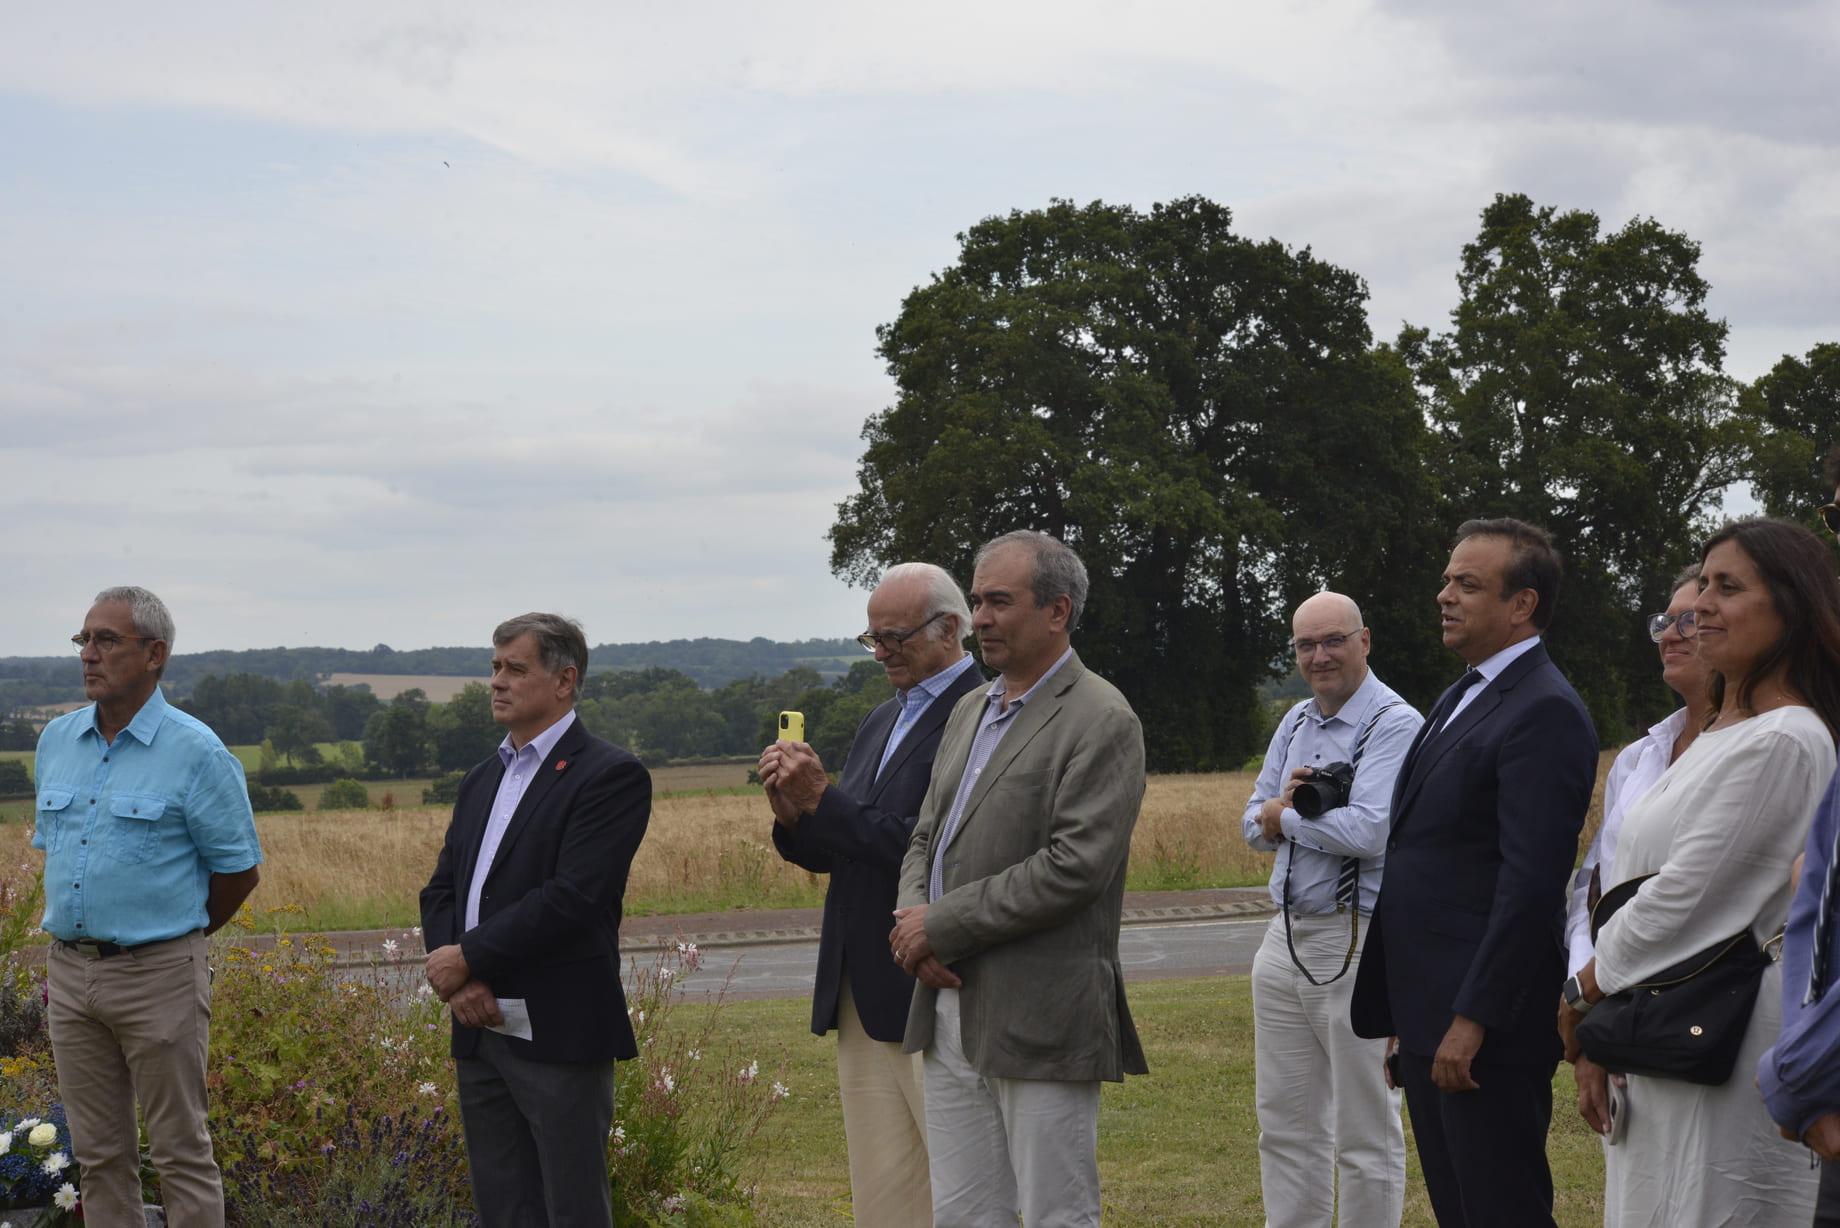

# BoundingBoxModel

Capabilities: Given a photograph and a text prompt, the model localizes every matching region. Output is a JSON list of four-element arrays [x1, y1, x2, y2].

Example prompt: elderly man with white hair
[[1242, 591, 1422, 1227], [761, 562, 983, 1228]]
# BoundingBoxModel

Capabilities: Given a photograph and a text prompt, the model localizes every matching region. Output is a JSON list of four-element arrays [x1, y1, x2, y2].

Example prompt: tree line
[[828, 192, 1838, 770]]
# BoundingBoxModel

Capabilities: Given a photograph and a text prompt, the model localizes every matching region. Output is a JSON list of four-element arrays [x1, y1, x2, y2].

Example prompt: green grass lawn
[[693, 976, 1608, 1226]]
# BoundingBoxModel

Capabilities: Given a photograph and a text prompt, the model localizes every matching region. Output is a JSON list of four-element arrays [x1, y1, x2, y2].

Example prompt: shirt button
[[89, 798, 96, 804], [73, 882, 80, 889]]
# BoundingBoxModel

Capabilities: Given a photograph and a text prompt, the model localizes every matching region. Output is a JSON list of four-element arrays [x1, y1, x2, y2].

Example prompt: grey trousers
[[456, 1030, 617, 1228]]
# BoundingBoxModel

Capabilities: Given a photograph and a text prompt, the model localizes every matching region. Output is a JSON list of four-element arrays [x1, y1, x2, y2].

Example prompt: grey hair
[[94, 586, 175, 660], [879, 562, 971, 643], [1670, 561, 1703, 594], [974, 530, 1090, 631], [493, 613, 589, 700]]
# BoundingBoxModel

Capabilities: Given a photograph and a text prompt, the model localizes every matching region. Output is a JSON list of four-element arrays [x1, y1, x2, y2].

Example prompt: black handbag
[[1574, 873, 1774, 1086]]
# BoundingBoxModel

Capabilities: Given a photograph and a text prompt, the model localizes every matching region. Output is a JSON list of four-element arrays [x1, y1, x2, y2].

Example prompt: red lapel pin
[[555, 759, 568, 772]]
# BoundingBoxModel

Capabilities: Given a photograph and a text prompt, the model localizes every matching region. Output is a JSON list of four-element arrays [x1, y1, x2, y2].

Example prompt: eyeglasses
[[856, 611, 948, 654], [1819, 503, 1840, 536], [1646, 610, 1698, 642], [1290, 630, 1363, 658], [70, 631, 156, 653]]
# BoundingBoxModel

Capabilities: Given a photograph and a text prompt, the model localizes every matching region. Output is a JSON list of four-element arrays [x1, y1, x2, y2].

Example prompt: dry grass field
[[0, 754, 1615, 931]]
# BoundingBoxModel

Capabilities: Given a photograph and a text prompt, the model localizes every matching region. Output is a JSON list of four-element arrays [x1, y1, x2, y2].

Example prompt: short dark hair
[[1823, 444, 1840, 491], [1454, 518, 1564, 633], [1698, 518, 1840, 738], [974, 530, 1090, 631], [492, 613, 589, 700]]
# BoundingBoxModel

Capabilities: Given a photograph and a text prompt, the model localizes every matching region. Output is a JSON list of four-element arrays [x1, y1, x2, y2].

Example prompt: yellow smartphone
[[778, 711, 805, 743]]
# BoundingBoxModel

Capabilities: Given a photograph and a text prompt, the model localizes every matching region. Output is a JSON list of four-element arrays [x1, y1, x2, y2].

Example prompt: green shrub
[[318, 779, 370, 810], [0, 762, 30, 798], [248, 785, 304, 813], [421, 772, 466, 806]]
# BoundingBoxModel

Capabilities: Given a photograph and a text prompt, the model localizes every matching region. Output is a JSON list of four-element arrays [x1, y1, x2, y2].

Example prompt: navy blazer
[[420, 716, 651, 1064], [1351, 642, 1597, 1064], [773, 660, 986, 1042]]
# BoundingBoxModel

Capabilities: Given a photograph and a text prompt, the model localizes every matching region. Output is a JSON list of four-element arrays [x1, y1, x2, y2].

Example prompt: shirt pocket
[[36, 788, 76, 854], [107, 792, 168, 864]]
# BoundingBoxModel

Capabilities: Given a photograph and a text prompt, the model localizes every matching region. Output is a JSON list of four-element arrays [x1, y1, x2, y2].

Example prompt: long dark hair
[[1700, 518, 1840, 738]]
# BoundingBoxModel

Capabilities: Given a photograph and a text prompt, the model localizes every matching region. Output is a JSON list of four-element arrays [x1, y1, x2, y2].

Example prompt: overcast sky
[[3, 1, 1834, 658]]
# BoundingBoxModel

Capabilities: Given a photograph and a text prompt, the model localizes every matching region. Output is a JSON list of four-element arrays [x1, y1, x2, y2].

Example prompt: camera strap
[[1279, 699, 1403, 986]]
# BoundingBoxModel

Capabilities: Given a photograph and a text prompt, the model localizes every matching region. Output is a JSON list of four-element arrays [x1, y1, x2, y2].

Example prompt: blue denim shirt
[[1761, 771, 1840, 1135], [33, 688, 262, 945]]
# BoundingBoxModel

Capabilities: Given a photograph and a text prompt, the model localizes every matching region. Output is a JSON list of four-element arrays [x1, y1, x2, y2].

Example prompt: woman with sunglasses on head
[[1559, 518, 1840, 1226], [1562, 564, 1711, 1146]]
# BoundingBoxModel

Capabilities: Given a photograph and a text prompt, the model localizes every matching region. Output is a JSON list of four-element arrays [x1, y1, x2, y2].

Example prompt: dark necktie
[[1434, 668, 1486, 736], [1807, 811, 1840, 1005]]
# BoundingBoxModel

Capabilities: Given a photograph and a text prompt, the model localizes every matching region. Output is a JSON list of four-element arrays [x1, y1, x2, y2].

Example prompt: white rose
[[27, 1123, 57, 1149]]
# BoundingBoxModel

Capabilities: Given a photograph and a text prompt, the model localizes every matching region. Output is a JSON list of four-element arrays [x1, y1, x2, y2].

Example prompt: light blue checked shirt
[[1240, 670, 1422, 915], [34, 688, 262, 945], [877, 654, 979, 779], [929, 647, 1074, 902]]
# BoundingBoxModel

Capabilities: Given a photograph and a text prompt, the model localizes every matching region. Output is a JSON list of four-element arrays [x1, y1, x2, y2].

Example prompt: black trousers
[[1397, 1051, 1557, 1228], [1817, 1158, 1840, 1227], [456, 1030, 618, 1228]]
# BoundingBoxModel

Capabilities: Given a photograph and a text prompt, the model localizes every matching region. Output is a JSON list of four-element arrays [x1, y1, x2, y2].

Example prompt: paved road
[[667, 915, 1276, 1002]]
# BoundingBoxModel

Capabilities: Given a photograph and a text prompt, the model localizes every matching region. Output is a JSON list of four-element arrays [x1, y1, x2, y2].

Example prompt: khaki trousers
[[835, 975, 931, 1228], [47, 930, 222, 1228]]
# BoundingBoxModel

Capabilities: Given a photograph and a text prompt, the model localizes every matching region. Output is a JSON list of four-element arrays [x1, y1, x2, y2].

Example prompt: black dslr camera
[[1292, 761, 1355, 818]]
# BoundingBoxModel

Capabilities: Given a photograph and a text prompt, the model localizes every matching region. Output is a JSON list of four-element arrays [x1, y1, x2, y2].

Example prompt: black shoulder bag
[[1574, 872, 1776, 1086]]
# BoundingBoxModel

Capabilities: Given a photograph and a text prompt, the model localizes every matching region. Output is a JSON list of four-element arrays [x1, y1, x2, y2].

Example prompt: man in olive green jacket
[[891, 530, 1148, 1228]]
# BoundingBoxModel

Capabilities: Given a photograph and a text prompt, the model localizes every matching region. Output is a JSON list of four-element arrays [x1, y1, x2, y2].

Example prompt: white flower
[[662, 1195, 685, 1214], [54, 1183, 79, 1211], [738, 1060, 758, 1084], [635, 1010, 645, 1024], [659, 967, 674, 983], [610, 1125, 625, 1142], [410, 926, 422, 936], [418, 1082, 438, 1096], [771, 1081, 789, 1100], [655, 1068, 675, 1094], [0, 1130, 11, 1154], [687, 1048, 701, 1061], [416, 984, 434, 997], [41, 1150, 69, 1174], [27, 1123, 56, 1148], [382, 939, 399, 955], [16, 1118, 39, 1132]]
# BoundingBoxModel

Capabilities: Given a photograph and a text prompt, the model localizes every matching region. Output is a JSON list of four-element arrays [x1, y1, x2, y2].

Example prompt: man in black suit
[[760, 563, 981, 1228], [1352, 519, 1597, 1227], [421, 613, 651, 1228]]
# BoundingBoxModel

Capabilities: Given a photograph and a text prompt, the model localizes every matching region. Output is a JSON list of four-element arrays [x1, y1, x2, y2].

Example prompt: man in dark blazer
[[1352, 519, 1597, 1227], [761, 563, 982, 1228], [421, 613, 651, 1228]]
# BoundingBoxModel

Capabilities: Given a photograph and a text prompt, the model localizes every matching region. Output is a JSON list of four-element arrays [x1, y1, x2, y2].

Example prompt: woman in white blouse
[[1559, 518, 1840, 1226], [1564, 564, 1711, 1138]]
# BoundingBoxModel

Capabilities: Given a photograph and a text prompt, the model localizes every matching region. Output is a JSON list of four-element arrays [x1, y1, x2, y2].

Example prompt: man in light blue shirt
[[35, 587, 262, 1228], [1242, 591, 1422, 1228]]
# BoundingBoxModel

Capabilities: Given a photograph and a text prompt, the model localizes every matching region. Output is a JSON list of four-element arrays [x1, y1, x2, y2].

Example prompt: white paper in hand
[[488, 998, 534, 1042]]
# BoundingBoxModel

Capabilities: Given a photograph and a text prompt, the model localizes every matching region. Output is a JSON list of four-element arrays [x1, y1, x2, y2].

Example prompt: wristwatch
[[1562, 974, 1594, 1015]]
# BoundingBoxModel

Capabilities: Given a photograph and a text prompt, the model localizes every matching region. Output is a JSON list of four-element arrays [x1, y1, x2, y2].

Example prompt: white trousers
[[922, 987, 1102, 1228], [837, 974, 932, 1228], [1251, 912, 1405, 1228]]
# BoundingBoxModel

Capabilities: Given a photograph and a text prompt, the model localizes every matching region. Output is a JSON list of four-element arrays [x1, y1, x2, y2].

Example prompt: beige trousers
[[836, 974, 932, 1228], [47, 931, 222, 1228]]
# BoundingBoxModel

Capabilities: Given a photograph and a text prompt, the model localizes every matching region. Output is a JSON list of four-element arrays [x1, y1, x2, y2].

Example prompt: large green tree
[[829, 197, 1445, 769], [1397, 193, 1749, 738], [1740, 343, 1840, 531], [362, 690, 433, 777]]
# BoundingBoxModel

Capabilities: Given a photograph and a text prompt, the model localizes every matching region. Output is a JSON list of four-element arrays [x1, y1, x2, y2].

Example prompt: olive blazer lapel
[[937, 654, 1084, 859]]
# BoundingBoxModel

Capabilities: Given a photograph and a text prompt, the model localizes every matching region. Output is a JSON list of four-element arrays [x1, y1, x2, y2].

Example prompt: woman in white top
[[1564, 565, 1711, 1139], [1559, 519, 1840, 1226]]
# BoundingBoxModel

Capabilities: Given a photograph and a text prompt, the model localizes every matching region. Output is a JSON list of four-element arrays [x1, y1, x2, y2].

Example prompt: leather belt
[[61, 938, 159, 959]]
